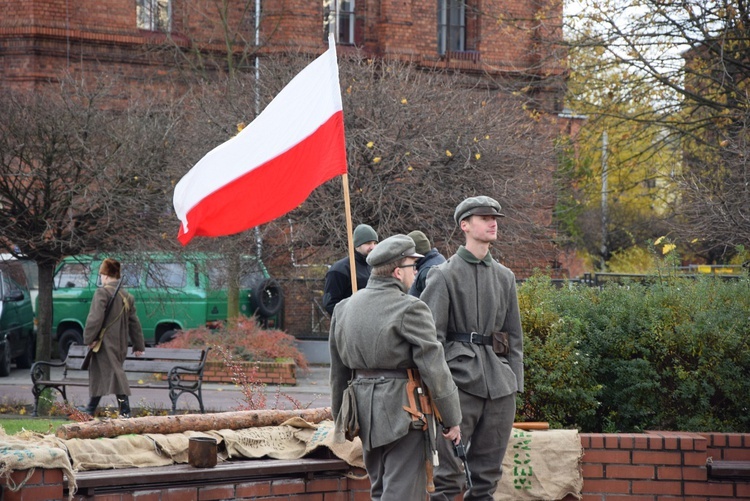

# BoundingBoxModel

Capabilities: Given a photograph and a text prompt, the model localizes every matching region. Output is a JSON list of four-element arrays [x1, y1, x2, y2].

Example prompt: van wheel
[[158, 329, 179, 344], [58, 329, 83, 360], [15, 335, 35, 369], [0, 341, 11, 377], [252, 278, 284, 318]]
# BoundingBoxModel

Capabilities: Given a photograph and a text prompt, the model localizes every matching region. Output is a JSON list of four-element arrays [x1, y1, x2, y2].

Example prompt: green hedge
[[517, 276, 750, 432]]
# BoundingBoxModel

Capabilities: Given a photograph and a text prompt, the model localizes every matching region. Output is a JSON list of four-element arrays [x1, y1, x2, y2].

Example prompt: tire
[[58, 328, 84, 361], [0, 340, 11, 377], [15, 333, 35, 369], [157, 328, 179, 344], [252, 278, 284, 318]]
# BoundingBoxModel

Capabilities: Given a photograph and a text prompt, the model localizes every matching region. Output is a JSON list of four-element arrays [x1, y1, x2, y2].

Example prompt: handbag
[[80, 279, 123, 369]]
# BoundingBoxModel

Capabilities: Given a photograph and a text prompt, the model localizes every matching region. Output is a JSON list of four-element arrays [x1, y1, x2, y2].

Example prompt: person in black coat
[[322, 224, 378, 315]]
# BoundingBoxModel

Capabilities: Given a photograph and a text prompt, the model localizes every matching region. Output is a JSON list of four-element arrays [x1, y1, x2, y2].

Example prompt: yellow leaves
[[400, 98, 408, 104], [654, 236, 665, 245], [366, 141, 374, 149], [473, 137, 478, 143], [407, 166, 413, 171], [134, 176, 139, 181], [236, 122, 246, 132], [138, 379, 145, 384], [720, 139, 729, 147], [485, 135, 490, 140], [346, 86, 352, 94], [475, 153, 481, 160], [446, 150, 453, 157], [662, 244, 676, 255], [373, 157, 382, 164]]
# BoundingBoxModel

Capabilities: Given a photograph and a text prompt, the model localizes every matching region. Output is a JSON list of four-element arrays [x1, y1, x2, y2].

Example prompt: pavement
[[0, 357, 332, 416]]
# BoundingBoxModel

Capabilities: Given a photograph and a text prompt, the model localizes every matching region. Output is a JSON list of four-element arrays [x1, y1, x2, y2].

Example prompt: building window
[[323, 0, 355, 45], [438, 0, 466, 55], [137, 0, 172, 32]]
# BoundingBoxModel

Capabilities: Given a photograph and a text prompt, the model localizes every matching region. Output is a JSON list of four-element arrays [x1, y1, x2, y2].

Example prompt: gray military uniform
[[421, 246, 524, 500], [330, 275, 462, 500]]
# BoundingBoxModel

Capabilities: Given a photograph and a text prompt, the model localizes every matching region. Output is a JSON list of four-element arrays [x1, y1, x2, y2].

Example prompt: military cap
[[454, 196, 505, 225], [353, 224, 379, 247], [407, 230, 431, 255], [366, 234, 424, 267]]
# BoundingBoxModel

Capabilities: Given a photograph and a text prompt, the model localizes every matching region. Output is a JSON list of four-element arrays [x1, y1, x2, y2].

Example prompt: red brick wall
[[3, 432, 748, 500]]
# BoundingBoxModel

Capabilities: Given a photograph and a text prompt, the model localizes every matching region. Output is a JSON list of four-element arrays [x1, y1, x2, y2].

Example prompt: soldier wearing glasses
[[329, 234, 462, 500]]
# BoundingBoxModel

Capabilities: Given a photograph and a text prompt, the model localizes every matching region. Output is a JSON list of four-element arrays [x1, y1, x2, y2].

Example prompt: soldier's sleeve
[[420, 268, 450, 344], [127, 295, 146, 352], [328, 312, 348, 418], [501, 275, 524, 393], [402, 301, 461, 427]]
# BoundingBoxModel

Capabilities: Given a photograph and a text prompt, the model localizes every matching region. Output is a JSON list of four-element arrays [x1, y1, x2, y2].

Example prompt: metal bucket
[[188, 436, 218, 468]]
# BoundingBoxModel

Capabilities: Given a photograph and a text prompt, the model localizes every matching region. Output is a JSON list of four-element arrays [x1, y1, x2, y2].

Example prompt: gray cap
[[454, 196, 505, 225], [407, 230, 431, 255], [353, 224, 379, 247], [367, 234, 424, 267]]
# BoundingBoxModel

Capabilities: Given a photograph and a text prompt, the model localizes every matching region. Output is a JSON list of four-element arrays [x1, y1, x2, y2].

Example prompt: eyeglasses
[[397, 264, 418, 270]]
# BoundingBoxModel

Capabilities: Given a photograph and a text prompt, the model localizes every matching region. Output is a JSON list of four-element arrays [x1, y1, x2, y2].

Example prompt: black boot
[[77, 396, 101, 416], [117, 395, 131, 418]]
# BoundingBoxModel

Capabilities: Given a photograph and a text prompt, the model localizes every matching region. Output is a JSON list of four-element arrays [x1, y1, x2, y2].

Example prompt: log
[[56, 407, 333, 440], [512, 422, 550, 431]]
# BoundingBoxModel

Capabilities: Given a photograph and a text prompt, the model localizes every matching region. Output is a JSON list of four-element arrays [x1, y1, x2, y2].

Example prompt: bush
[[517, 275, 750, 432], [160, 318, 308, 370]]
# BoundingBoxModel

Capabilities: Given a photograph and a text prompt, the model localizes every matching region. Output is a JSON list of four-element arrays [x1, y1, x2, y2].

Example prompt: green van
[[51, 253, 284, 358], [0, 266, 36, 376]]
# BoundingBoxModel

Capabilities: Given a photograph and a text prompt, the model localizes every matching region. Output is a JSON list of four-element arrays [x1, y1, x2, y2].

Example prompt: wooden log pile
[[56, 407, 333, 440]]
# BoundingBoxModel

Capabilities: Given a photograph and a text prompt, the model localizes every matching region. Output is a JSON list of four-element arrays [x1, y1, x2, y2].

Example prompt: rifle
[[445, 429, 473, 489]]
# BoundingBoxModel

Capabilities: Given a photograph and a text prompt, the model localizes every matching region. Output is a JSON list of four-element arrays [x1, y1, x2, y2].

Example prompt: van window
[[146, 262, 187, 288], [56, 262, 91, 288], [204, 260, 265, 290]]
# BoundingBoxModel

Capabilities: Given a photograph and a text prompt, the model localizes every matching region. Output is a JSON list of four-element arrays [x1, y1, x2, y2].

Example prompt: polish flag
[[173, 37, 347, 245]]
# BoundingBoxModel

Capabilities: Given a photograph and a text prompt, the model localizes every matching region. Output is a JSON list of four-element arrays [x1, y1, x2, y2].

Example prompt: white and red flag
[[173, 37, 347, 245]]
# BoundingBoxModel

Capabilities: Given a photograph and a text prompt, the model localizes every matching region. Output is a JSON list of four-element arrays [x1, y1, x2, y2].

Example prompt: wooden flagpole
[[341, 173, 358, 294]]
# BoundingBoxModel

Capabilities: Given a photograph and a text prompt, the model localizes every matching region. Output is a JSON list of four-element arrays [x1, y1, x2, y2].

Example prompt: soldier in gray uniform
[[421, 196, 524, 501], [330, 234, 462, 501]]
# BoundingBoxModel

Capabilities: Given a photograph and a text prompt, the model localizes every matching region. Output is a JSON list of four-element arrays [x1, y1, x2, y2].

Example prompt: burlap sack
[[495, 428, 583, 501], [64, 435, 173, 471], [0, 427, 76, 495], [146, 431, 224, 464]]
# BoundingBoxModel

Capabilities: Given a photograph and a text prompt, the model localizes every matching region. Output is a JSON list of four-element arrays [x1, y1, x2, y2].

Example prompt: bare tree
[[169, 51, 564, 275], [565, 0, 750, 262], [0, 76, 182, 363]]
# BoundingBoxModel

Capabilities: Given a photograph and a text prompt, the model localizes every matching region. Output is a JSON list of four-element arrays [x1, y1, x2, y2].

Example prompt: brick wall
[[3, 432, 748, 500]]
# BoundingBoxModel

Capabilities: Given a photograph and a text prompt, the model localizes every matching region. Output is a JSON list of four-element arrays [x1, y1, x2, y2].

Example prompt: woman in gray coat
[[80, 258, 145, 418]]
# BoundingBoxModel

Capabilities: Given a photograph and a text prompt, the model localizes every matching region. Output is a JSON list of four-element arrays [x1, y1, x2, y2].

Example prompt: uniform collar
[[367, 275, 408, 292], [457, 245, 493, 266]]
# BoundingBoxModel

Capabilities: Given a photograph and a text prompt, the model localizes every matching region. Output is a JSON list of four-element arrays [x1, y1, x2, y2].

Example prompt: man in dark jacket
[[330, 234, 462, 500], [421, 196, 524, 501], [322, 223, 378, 315], [407, 230, 446, 298]]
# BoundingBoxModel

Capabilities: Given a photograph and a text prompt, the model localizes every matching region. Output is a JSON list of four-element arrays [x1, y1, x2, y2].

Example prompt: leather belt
[[447, 331, 493, 346], [353, 368, 409, 379]]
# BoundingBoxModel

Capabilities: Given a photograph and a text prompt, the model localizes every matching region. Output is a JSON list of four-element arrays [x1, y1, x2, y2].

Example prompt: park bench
[[30, 345, 210, 416]]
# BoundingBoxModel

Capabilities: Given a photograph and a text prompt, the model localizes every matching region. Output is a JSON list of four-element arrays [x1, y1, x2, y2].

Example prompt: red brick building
[[1, 0, 567, 338]]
